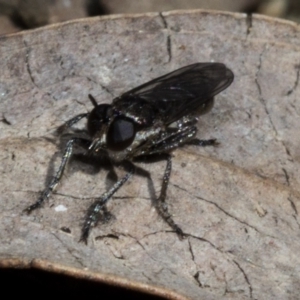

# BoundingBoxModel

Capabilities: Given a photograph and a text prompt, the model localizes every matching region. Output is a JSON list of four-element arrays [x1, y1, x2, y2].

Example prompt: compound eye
[[107, 117, 136, 151]]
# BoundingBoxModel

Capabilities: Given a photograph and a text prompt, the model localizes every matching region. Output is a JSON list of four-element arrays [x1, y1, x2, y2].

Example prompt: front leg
[[24, 137, 91, 213], [56, 113, 89, 134]]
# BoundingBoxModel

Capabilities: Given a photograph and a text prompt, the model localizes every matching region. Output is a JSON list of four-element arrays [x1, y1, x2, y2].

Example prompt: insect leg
[[57, 113, 89, 134], [136, 129, 217, 238], [142, 126, 197, 156], [185, 138, 219, 147], [155, 154, 184, 239], [140, 126, 218, 157], [80, 163, 134, 244], [162, 127, 218, 149], [24, 138, 91, 213]]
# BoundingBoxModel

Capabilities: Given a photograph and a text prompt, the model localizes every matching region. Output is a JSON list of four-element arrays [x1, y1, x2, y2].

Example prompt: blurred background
[[0, 0, 300, 35]]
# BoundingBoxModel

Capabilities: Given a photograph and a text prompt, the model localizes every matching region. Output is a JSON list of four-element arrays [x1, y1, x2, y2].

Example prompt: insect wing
[[114, 63, 234, 124]]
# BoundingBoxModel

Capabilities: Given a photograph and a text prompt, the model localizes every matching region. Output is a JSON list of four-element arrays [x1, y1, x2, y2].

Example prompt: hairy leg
[[24, 138, 91, 213], [80, 162, 134, 244]]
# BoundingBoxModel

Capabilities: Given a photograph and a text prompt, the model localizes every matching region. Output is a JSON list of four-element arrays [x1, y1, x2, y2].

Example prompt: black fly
[[24, 63, 234, 243]]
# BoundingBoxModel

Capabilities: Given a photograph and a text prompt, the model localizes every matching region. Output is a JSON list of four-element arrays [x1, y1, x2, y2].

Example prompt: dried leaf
[[0, 10, 300, 300]]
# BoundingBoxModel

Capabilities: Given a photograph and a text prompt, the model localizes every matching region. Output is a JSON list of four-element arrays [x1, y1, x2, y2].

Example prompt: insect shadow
[[24, 63, 234, 244]]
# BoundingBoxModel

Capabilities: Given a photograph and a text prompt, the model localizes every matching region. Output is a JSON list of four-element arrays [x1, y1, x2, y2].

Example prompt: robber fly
[[24, 63, 234, 243]]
